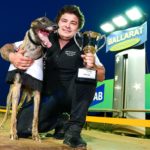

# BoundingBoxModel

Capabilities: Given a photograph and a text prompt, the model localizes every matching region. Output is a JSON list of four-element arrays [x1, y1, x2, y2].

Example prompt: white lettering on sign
[[93, 92, 103, 101], [107, 26, 143, 45]]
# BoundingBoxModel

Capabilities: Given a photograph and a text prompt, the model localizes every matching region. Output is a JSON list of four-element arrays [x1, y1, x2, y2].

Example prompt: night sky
[[0, 0, 149, 105]]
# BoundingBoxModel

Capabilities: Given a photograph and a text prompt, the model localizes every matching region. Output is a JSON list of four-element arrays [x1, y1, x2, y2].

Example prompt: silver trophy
[[74, 31, 106, 82]]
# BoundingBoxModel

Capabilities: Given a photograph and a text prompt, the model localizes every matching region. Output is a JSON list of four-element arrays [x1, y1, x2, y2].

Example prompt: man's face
[[58, 13, 79, 41]]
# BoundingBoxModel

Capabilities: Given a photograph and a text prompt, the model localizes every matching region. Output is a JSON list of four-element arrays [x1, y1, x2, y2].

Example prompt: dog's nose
[[52, 24, 59, 30], [46, 25, 58, 31]]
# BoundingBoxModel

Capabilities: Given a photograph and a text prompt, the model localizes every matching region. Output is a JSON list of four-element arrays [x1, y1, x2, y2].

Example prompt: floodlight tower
[[100, 6, 147, 135]]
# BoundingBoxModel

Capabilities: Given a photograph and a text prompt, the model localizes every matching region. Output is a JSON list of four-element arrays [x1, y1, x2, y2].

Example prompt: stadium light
[[125, 7, 142, 21], [112, 15, 128, 27], [100, 22, 115, 33], [99, 6, 145, 33]]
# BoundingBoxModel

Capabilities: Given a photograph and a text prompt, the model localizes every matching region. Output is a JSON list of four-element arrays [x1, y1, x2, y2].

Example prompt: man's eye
[[71, 22, 77, 26], [61, 19, 67, 22]]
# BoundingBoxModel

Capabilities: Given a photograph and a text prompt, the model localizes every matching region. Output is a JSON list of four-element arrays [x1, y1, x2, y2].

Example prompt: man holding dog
[[0, 5, 105, 149]]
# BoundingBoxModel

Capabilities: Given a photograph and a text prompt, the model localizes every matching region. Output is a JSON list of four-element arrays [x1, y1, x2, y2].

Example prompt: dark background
[[0, 0, 149, 105]]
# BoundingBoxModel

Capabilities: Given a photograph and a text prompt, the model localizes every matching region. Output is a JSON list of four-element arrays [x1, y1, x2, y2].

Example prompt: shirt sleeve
[[13, 41, 23, 50], [94, 53, 103, 66]]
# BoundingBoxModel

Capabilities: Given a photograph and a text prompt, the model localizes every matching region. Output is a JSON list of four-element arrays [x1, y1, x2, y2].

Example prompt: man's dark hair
[[55, 5, 85, 30]]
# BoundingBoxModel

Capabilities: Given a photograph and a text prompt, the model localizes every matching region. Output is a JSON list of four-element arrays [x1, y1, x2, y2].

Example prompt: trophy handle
[[97, 34, 106, 52], [74, 32, 83, 51]]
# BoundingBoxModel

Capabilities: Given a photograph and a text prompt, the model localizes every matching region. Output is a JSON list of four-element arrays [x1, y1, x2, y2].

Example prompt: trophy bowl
[[82, 31, 106, 54]]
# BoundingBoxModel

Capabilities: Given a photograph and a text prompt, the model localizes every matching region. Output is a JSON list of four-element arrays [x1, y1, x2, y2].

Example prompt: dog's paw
[[0, 125, 4, 129], [32, 134, 41, 142], [10, 134, 18, 140]]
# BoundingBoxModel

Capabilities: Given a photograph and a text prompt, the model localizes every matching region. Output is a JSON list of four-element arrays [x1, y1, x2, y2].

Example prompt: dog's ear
[[31, 17, 51, 28], [31, 19, 39, 29], [40, 17, 50, 23]]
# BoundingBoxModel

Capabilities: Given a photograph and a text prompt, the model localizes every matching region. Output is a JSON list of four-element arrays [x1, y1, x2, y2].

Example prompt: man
[[0, 5, 105, 149]]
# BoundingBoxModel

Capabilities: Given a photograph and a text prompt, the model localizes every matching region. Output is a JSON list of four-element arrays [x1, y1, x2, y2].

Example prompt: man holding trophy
[[75, 31, 106, 82], [0, 5, 105, 149]]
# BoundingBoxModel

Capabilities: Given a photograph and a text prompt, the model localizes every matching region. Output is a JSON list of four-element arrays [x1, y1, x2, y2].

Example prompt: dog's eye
[[41, 18, 47, 22], [42, 19, 46, 22]]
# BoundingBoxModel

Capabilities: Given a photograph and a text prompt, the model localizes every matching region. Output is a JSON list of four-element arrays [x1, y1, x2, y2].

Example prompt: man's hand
[[81, 53, 95, 69], [81, 52, 105, 81], [9, 49, 33, 70]]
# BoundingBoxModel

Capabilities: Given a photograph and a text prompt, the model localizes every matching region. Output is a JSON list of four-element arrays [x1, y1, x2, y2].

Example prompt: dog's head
[[30, 17, 58, 48]]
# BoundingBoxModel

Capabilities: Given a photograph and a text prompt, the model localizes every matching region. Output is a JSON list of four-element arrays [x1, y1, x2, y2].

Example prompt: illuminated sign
[[106, 22, 147, 52]]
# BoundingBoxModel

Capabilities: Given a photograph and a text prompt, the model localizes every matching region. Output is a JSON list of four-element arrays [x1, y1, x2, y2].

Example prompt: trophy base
[[76, 68, 97, 83]]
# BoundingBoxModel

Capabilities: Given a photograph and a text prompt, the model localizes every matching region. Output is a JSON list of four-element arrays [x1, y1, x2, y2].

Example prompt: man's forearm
[[0, 43, 15, 61], [94, 65, 105, 81]]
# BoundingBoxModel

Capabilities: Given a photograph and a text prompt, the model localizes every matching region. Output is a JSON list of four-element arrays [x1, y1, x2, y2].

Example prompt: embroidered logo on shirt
[[65, 51, 76, 56]]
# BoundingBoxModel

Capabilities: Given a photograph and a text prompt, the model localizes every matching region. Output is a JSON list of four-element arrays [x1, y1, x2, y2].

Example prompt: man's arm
[[94, 54, 105, 81], [94, 65, 105, 81], [0, 43, 33, 70], [0, 43, 15, 61]]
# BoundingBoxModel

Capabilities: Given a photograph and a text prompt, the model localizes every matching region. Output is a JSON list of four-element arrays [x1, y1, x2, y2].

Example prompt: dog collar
[[28, 32, 41, 46]]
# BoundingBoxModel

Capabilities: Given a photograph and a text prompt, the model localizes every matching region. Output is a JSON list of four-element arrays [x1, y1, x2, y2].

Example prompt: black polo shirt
[[43, 32, 84, 95]]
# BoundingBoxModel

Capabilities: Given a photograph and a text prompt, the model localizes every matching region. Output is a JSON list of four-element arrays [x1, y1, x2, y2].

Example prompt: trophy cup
[[74, 31, 106, 82]]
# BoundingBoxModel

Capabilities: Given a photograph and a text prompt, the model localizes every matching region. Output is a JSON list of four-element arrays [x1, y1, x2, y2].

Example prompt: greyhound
[[0, 17, 58, 141]]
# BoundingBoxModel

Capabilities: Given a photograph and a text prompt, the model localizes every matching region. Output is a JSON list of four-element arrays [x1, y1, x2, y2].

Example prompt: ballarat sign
[[106, 22, 147, 52]]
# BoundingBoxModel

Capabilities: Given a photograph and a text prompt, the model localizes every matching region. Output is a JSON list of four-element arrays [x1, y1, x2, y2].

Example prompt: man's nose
[[66, 22, 70, 28]]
